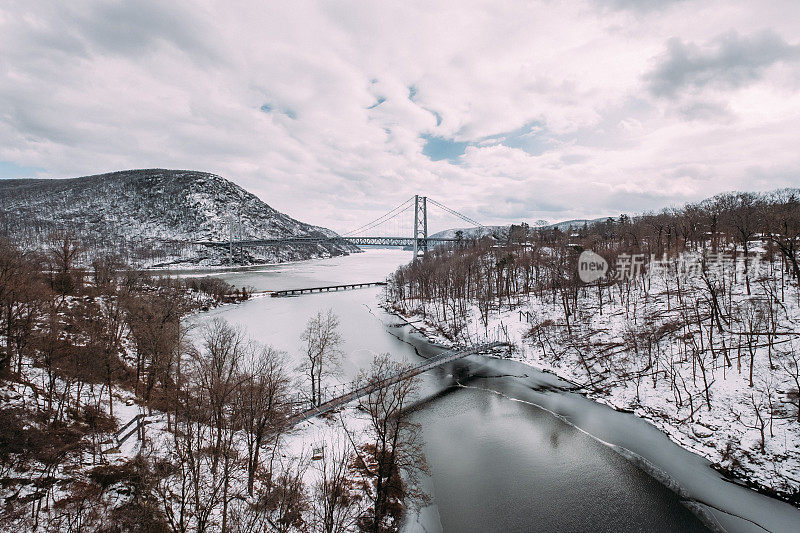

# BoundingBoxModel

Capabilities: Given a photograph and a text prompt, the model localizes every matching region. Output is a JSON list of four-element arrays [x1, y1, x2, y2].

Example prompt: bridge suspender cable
[[427, 198, 484, 228], [347, 203, 414, 237], [342, 196, 483, 239], [342, 196, 414, 236]]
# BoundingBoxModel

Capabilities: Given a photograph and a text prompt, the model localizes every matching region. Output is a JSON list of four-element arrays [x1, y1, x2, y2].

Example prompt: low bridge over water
[[285, 341, 505, 427], [271, 281, 387, 297], [106, 343, 506, 452]]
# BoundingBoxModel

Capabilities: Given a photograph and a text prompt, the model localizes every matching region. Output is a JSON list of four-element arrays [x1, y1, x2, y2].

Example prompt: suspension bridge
[[204, 195, 486, 259]]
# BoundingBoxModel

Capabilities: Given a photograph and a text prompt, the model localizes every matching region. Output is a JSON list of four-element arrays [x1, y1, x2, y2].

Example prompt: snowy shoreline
[[182, 273, 800, 530], [143, 248, 362, 273], [380, 301, 800, 513]]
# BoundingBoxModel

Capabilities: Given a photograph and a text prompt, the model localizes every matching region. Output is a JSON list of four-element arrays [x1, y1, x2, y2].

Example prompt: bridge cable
[[427, 198, 485, 228], [342, 196, 414, 236], [345, 204, 414, 236], [343, 204, 412, 237]]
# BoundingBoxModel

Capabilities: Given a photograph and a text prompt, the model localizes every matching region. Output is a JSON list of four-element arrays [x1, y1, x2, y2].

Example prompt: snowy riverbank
[[383, 287, 800, 508]]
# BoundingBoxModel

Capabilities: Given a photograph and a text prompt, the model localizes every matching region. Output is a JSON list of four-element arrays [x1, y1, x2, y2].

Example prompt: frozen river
[[185, 249, 799, 532]]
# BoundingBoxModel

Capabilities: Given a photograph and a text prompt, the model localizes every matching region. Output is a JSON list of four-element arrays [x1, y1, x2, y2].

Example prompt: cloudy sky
[[2, 1, 800, 233]]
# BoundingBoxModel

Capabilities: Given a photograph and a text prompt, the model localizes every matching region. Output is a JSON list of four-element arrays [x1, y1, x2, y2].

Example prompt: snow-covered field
[[0, 322, 377, 532], [386, 261, 800, 504]]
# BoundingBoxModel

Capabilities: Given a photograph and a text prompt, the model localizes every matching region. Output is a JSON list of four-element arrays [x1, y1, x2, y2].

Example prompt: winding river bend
[[186, 249, 800, 533]]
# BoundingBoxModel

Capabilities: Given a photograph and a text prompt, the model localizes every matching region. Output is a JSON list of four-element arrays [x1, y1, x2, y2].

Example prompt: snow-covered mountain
[[543, 218, 607, 231], [428, 225, 509, 240], [429, 218, 607, 241], [0, 169, 357, 267]]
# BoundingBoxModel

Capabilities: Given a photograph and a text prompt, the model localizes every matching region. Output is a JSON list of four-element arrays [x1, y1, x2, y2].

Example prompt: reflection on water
[[412, 387, 706, 533]]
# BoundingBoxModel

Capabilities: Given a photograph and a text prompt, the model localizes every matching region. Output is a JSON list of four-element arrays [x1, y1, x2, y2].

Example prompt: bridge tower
[[413, 194, 428, 259]]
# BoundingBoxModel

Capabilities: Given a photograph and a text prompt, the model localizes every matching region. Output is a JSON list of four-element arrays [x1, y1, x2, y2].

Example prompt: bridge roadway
[[284, 341, 505, 427], [271, 281, 387, 297], [104, 342, 506, 453], [194, 236, 462, 248]]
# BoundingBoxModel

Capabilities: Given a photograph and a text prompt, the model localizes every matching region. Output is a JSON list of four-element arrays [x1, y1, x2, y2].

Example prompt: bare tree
[[352, 354, 428, 533], [720, 192, 761, 294], [125, 290, 188, 409], [300, 309, 343, 407], [85, 290, 127, 417], [733, 386, 773, 454], [195, 319, 248, 531], [737, 298, 767, 387], [0, 245, 45, 376], [48, 231, 82, 297], [157, 319, 247, 533], [236, 345, 291, 496], [780, 345, 800, 422], [242, 456, 309, 533], [310, 438, 363, 533], [91, 253, 122, 292], [764, 190, 800, 282], [0, 240, 45, 376]]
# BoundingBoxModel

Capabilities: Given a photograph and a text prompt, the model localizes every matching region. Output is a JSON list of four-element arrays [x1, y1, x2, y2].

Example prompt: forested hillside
[[0, 169, 356, 267], [0, 238, 424, 531], [386, 189, 800, 503]]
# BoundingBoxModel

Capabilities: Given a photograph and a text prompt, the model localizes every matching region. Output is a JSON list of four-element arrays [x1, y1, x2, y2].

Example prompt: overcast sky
[[2, 1, 800, 233]]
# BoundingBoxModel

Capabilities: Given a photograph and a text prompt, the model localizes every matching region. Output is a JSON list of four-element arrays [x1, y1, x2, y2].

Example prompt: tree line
[[387, 189, 800, 499], [0, 234, 427, 532]]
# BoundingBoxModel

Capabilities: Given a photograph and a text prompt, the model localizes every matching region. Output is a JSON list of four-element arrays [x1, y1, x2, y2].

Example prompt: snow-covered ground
[[386, 264, 800, 504], [0, 320, 377, 532]]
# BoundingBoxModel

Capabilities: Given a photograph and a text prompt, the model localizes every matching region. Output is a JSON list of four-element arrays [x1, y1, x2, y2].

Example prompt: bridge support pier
[[413, 194, 428, 260]]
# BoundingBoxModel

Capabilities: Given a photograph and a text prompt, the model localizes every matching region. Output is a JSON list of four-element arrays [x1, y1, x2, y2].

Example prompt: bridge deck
[[272, 281, 387, 297], [191, 236, 462, 248], [285, 341, 505, 426]]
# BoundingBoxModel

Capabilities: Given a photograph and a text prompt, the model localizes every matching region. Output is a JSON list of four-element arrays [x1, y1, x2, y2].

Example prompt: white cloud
[[1, 0, 800, 232]]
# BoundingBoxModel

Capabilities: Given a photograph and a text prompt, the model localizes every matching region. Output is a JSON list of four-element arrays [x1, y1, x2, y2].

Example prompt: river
[[185, 248, 800, 533]]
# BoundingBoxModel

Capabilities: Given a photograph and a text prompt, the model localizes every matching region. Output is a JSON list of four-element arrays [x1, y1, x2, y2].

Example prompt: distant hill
[[543, 218, 607, 232], [429, 218, 607, 241], [0, 169, 356, 267], [428, 225, 509, 240]]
